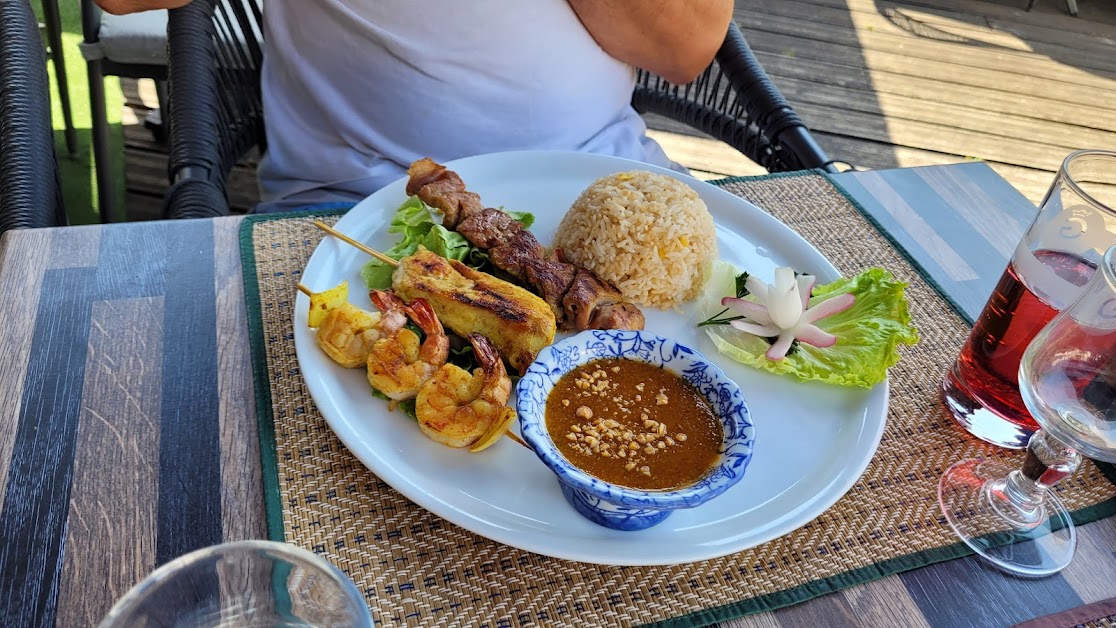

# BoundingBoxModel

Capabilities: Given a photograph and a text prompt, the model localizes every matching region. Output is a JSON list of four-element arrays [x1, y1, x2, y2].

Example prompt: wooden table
[[1, 162, 1113, 627]]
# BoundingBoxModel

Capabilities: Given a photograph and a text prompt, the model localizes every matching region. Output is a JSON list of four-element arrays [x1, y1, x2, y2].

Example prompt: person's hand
[[567, 0, 734, 84], [94, 0, 192, 15]]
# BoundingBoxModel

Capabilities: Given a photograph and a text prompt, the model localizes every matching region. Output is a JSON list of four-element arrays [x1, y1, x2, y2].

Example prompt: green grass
[[35, 0, 126, 225]]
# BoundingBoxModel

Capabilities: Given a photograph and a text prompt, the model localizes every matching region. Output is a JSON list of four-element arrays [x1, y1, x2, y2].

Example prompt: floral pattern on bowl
[[516, 330, 755, 531]]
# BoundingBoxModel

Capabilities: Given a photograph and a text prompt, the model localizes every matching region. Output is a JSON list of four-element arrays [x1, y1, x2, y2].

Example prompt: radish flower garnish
[[696, 261, 918, 388], [720, 267, 855, 361]]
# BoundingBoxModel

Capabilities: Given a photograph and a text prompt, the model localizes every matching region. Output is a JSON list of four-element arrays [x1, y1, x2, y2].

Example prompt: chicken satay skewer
[[310, 221, 556, 374], [308, 221, 530, 450]]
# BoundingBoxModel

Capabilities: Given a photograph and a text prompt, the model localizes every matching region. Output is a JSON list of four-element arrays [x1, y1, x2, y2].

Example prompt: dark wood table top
[[1, 162, 1113, 628]]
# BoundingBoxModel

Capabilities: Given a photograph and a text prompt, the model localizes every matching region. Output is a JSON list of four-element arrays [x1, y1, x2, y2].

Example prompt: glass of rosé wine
[[944, 149, 1116, 448], [939, 244, 1116, 577]]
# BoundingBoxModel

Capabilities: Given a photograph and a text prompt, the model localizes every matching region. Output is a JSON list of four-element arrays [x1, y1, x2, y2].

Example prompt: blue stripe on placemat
[[825, 162, 1036, 325], [900, 550, 1082, 627]]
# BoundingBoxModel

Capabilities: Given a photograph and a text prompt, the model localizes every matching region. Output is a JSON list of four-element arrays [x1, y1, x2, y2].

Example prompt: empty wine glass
[[939, 244, 1116, 577], [99, 540, 372, 627]]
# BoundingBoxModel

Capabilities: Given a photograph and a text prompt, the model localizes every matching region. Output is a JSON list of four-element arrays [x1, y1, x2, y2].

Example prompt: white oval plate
[[294, 150, 887, 566]]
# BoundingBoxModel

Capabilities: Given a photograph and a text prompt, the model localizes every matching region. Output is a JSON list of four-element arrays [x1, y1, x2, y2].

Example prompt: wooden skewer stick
[[307, 221, 531, 452], [313, 221, 398, 267], [296, 283, 312, 297]]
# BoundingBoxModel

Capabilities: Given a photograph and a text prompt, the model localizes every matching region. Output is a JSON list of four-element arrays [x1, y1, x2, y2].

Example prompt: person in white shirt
[[96, 0, 734, 211]]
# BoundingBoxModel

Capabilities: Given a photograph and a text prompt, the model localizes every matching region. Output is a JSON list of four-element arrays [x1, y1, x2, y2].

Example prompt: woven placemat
[[240, 173, 1116, 628]]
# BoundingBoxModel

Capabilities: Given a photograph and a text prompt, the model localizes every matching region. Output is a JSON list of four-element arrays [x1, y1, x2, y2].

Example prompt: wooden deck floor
[[122, 0, 1116, 219]]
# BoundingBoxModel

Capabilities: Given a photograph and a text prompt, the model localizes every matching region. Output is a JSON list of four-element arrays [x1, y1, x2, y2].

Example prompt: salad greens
[[697, 261, 918, 388], [360, 196, 534, 290]]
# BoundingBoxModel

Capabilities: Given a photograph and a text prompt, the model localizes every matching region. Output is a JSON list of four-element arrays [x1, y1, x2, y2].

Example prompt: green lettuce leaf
[[505, 210, 535, 229], [360, 196, 538, 290], [697, 261, 918, 388], [369, 387, 417, 420]]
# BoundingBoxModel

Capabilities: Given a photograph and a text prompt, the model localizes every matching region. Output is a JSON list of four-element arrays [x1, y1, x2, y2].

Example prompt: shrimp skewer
[[312, 221, 556, 374], [315, 304, 386, 368], [367, 294, 449, 405], [301, 282, 409, 368], [300, 273, 529, 451], [416, 333, 517, 451]]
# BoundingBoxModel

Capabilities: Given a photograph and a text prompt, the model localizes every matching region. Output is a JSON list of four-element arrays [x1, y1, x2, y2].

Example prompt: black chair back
[[0, 0, 67, 233], [633, 24, 835, 173], [165, 0, 264, 219]]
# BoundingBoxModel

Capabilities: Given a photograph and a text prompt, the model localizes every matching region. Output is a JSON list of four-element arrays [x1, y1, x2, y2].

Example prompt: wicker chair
[[633, 25, 835, 174], [0, 0, 67, 234], [165, 2, 833, 219], [164, 0, 262, 220]]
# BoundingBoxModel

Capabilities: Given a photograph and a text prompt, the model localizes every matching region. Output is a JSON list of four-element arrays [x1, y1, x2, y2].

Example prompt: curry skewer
[[310, 220, 555, 374], [307, 221, 531, 450]]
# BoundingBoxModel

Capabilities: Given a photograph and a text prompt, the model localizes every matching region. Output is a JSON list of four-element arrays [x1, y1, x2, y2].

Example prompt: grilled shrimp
[[415, 333, 516, 449], [316, 303, 383, 368], [316, 291, 407, 368], [367, 298, 449, 403]]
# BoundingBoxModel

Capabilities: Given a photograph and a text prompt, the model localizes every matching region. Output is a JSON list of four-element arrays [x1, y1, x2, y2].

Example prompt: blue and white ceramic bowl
[[516, 329, 755, 531]]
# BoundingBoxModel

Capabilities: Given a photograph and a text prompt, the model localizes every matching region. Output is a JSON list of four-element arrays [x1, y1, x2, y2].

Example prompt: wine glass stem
[[984, 429, 1081, 531]]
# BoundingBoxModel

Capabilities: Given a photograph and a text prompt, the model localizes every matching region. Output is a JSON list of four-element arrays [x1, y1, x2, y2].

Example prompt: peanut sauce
[[545, 358, 722, 491]]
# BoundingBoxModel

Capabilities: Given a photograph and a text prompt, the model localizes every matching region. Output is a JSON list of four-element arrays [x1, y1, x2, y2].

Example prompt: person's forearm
[[94, 0, 191, 15], [567, 0, 733, 84]]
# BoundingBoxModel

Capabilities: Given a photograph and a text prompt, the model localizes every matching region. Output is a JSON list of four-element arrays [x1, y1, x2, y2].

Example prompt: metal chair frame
[[38, 0, 78, 160], [80, 0, 170, 223]]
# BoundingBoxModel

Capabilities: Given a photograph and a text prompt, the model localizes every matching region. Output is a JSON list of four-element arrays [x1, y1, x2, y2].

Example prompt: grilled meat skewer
[[463, 215, 543, 284], [522, 254, 576, 328], [561, 262, 646, 332], [406, 159, 483, 230], [456, 207, 642, 331], [406, 158, 645, 331]]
